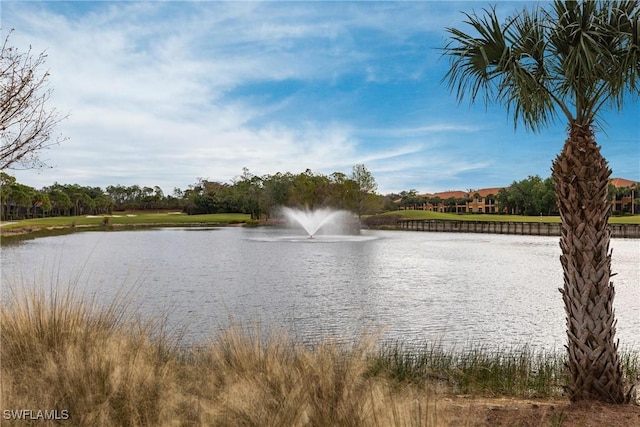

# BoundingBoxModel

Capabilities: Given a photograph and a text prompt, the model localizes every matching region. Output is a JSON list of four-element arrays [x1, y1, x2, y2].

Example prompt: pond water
[[1, 227, 638, 350]]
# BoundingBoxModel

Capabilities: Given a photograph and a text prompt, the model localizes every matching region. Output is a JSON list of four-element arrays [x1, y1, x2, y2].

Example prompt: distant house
[[418, 188, 504, 214], [610, 177, 638, 215], [467, 187, 502, 214], [423, 190, 469, 213]]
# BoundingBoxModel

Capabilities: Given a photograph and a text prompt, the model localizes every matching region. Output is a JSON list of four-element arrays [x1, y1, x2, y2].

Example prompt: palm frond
[[500, 9, 560, 129], [548, 0, 639, 125], [442, 7, 509, 106], [442, 0, 639, 132], [441, 6, 565, 131]]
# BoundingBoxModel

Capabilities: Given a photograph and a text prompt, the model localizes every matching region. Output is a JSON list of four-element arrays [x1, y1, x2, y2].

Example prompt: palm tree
[[442, 0, 638, 403]]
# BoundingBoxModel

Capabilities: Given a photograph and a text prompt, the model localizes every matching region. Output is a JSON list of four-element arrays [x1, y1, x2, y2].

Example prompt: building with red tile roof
[[421, 190, 470, 213], [467, 187, 503, 213], [609, 177, 637, 214]]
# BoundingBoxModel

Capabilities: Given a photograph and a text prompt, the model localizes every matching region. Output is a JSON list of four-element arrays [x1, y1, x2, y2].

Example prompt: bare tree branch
[[0, 29, 68, 170]]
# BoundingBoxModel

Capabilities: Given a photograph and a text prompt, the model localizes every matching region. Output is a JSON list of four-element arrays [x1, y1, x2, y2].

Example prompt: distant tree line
[[2, 170, 636, 221], [0, 165, 387, 221], [178, 165, 384, 220]]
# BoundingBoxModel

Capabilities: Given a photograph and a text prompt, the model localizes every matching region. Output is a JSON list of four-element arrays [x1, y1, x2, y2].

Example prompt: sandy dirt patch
[[436, 396, 640, 426]]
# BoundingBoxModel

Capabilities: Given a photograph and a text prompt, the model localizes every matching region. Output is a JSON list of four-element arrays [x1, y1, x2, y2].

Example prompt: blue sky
[[2, 1, 638, 195]]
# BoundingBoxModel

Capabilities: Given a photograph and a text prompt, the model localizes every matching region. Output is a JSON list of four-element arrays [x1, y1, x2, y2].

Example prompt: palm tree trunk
[[551, 122, 629, 403]]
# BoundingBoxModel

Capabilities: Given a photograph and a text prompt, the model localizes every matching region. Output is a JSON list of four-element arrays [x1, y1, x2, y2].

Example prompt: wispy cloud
[[357, 124, 481, 138]]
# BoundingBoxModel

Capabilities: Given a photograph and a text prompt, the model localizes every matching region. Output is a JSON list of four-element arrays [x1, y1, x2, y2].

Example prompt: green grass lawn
[[378, 209, 640, 224], [0, 211, 251, 230]]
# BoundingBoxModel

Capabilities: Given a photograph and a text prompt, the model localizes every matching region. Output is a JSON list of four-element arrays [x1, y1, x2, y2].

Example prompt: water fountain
[[281, 207, 352, 239]]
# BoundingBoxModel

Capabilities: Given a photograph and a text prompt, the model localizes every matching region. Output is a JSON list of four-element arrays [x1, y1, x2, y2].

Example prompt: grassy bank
[[0, 212, 252, 242], [0, 211, 251, 229], [375, 210, 640, 224], [1, 287, 638, 426]]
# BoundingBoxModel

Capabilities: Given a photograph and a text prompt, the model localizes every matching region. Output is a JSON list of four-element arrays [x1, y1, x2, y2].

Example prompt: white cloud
[[7, 2, 439, 190]]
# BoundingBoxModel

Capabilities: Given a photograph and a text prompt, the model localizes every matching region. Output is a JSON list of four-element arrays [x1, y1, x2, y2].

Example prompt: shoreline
[[3, 219, 640, 242], [394, 218, 640, 239]]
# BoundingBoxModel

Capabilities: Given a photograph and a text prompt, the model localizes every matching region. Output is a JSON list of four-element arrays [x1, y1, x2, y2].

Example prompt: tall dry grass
[[0, 285, 184, 426], [186, 326, 448, 426], [0, 286, 445, 426], [2, 286, 638, 426]]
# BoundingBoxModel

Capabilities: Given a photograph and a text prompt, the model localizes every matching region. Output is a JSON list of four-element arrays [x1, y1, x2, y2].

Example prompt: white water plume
[[281, 207, 353, 238]]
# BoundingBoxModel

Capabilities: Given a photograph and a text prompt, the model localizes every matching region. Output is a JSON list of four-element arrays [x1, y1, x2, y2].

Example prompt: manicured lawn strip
[[0, 212, 251, 230], [389, 210, 560, 222], [380, 210, 640, 224], [609, 215, 640, 224]]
